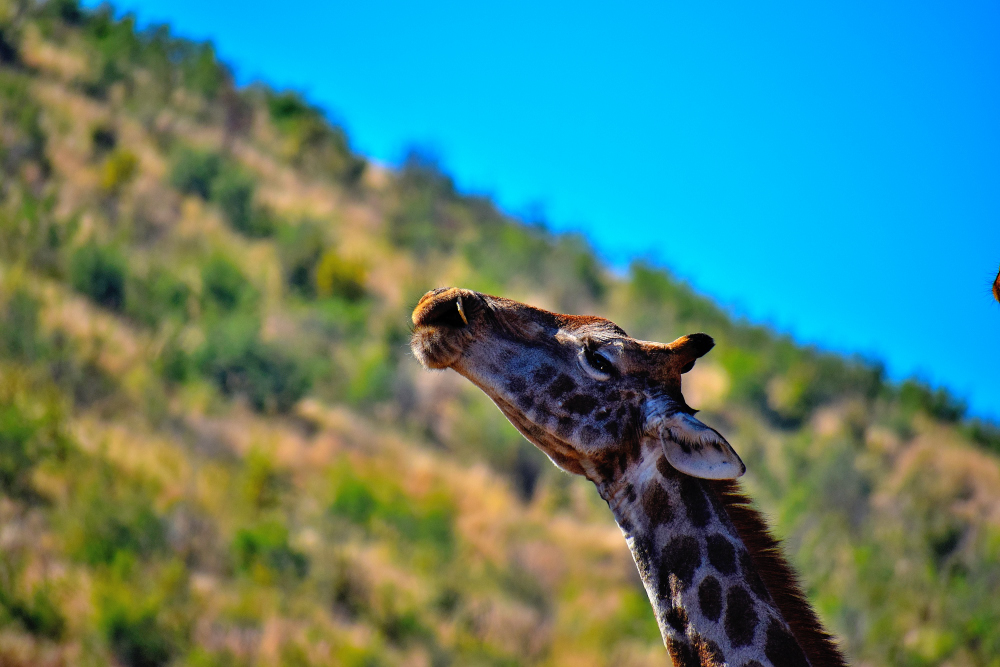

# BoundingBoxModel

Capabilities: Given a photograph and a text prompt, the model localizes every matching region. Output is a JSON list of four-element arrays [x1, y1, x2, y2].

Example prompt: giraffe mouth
[[410, 288, 479, 369]]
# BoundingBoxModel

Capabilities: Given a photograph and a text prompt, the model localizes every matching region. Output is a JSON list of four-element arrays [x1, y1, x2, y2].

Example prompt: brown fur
[[993, 265, 1000, 303], [709, 480, 848, 667]]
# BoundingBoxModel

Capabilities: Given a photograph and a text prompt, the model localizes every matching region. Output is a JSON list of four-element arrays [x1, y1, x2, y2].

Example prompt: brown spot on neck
[[706, 480, 849, 667]]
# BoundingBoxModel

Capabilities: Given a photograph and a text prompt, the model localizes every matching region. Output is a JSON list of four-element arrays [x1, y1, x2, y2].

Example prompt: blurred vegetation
[[0, 1, 997, 665]]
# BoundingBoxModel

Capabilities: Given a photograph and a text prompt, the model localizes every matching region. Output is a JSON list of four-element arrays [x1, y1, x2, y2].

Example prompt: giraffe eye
[[581, 346, 614, 380]]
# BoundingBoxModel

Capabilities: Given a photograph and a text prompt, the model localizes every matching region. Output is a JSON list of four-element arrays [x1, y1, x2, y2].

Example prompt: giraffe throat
[[603, 444, 812, 666]]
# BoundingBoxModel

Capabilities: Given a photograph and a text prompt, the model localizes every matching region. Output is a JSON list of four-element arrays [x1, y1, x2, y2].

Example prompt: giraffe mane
[[708, 480, 849, 667]]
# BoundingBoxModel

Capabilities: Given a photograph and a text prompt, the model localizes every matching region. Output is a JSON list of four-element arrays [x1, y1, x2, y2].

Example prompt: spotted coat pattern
[[411, 288, 843, 667], [602, 447, 810, 667]]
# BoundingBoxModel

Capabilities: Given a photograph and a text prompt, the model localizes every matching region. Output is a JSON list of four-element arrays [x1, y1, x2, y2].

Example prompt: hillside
[[1, 2, 1000, 666]]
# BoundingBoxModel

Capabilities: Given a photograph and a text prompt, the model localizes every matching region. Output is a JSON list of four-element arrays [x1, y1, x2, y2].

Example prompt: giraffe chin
[[410, 324, 468, 369]]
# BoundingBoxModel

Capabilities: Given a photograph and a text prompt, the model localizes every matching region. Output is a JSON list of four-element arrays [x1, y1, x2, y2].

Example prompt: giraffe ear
[[658, 412, 746, 480], [666, 333, 714, 373]]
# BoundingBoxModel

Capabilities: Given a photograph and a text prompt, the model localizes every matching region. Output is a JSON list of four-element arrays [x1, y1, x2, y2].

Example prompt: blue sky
[[85, 0, 1000, 419]]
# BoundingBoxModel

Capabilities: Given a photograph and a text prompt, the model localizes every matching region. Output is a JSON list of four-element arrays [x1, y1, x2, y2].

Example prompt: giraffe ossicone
[[411, 287, 847, 667]]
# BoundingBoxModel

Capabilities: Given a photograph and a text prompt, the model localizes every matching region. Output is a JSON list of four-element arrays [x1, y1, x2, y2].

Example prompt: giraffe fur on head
[[411, 287, 848, 667]]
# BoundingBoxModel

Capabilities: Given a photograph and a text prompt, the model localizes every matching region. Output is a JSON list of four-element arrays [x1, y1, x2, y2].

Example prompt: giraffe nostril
[[418, 294, 469, 329]]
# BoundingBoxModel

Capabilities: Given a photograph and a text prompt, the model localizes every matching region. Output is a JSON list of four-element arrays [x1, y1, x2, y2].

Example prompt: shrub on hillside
[[0, 190, 68, 275], [278, 221, 324, 297], [36, 0, 85, 27], [0, 27, 19, 66], [0, 288, 44, 362], [155, 338, 191, 385], [315, 249, 366, 302], [231, 519, 308, 581], [0, 584, 66, 640], [69, 242, 127, 311], [0, 69, 48, 175], [100, 149, 138, 194], [179, 42, 226, 100], [79, 7, 142, 98], [209, 166, 254, 232], [266, 91, 365, 183], [899, 379, 966, 423], [125, 267, 190, 328], [0, 383, 70, 501], [388, 153, 457, 255], [240, 449, 288, 512], [66, 470, 167, 566], [169, 148, 274, 236], [329, 466, 455, 557], [196, 315, 310, 413], [345, 345, 396, 405], [90, 124, 117, 156], [462, 217, 549, 291], [169, 148, 221, 200], [98, 602, 176, 667], [200, 254, 253, 313]]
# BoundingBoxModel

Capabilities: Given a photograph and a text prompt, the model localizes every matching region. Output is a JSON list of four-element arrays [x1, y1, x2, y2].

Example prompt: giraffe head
[[411, 287, 745, 482]]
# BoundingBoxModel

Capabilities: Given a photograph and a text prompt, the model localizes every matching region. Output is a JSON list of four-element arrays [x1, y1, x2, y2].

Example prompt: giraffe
[[411, 287, 847, 667]]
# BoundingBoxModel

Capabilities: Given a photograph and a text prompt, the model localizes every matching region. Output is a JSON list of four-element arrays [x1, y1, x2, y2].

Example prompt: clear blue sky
[[86, 0, 1000, 420]]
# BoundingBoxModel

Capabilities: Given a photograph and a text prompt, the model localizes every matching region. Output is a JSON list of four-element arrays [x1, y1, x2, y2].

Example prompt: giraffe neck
[[596, 446, 811, 667]]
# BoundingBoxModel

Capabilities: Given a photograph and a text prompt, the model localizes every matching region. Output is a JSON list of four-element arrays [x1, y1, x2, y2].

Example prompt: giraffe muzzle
[[410, 288, 480, 369], [412, 288, 475, 330]]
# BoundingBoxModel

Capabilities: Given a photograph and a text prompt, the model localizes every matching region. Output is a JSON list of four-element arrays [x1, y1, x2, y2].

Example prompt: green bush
[[0, 69, 48, 174], [200, 254, 253, 313], [266, 90, 365, 182], [196, 315, 311, 413], [240, 449, 287, 512], [169, 149, 272, 236], [899, 379, 966, 423], [278, 221, 325, 297], [232, 519, 308, 580], [125, 267, 190, 328], [210, 166, 255, 234], [388, 153, 457, 255], [38, 0, 85, 26], [0, 31, 17, 69], [99, 603, 176, 667], [963, 419, 1000, 455], [315, 249, 366, 302], [67, 470, 166, 566], [156, 338, 191, 384], [179, 42, 226, 99], [0, 288, 44, 362], [80, 7, 142, 98], [329, 467, 454, 557], [91, 124, 117, 156], [0, 585, 66, 640], [169, 148, 221, 200], [330, 476, 378, 525], [100, 149, 138, 194], [461, 218, 549, 291], [0, 387, 70, 501], [69, 242, 127, 311], [0, 190, 67, 274], [346, 346, 396, 405]]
